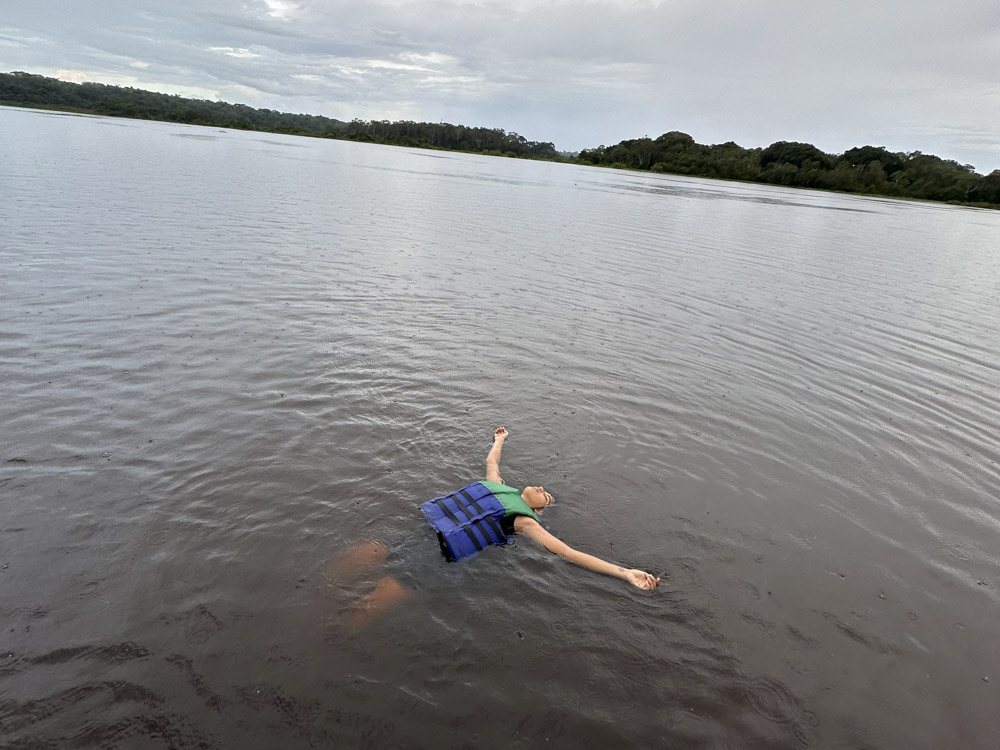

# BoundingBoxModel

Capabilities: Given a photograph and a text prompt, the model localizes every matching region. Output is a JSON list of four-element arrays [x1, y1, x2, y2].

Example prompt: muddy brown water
[[1, 106, 998, 748]]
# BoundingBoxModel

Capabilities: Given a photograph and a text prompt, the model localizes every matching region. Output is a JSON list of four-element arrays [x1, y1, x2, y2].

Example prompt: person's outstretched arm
[[486, 426, 508, 483], [515, 517, 660, 591]]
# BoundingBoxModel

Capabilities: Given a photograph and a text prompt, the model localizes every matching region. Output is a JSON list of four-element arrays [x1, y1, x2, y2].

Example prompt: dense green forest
[[0, 71, 350, 137], [3, 71, 998, 207], [579, 132, 1000, 206], [0, 72, 558, 159]]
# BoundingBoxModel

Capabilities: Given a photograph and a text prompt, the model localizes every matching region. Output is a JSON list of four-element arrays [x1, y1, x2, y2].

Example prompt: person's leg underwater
[[323, 540, 388, 584], [324, 540, 413, 627], [349, 575, 413, 628]]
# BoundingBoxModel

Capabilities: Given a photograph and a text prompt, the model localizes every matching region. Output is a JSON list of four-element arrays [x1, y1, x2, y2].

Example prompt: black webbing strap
[[458, 488, 505, 543], [434, 497, 483, 552], [458, 488, 486, 515], [472, 519, 501, 545]]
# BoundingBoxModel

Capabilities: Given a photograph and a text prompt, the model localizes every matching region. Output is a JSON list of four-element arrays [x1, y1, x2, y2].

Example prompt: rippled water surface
[[2, 106, 999, 748]]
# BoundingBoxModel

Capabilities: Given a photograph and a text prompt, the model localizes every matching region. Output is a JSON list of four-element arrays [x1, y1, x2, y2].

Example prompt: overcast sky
[[3, 0, 999, 172]]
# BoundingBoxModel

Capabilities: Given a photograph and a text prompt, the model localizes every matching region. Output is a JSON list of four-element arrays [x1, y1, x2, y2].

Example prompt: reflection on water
[[1, 105, 999, 749], [609, 176, 881, 212]]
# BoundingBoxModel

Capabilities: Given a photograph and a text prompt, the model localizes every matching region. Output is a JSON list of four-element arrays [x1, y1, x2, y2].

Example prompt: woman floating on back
[[328, 427, 659, 624]]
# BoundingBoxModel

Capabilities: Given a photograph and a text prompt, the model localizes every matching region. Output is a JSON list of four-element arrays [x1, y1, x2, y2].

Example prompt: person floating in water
[[327, 427, 659, 624]]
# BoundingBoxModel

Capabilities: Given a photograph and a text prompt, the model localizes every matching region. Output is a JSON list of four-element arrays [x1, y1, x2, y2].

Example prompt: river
[[1, 105, 998, 748]]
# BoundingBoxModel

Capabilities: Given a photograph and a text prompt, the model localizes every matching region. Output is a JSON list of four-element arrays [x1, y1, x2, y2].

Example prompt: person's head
[[521, 485, 554, 511]]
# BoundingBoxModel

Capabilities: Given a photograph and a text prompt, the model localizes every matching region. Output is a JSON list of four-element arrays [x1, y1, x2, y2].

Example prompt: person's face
[[523, 486, 554, 510]]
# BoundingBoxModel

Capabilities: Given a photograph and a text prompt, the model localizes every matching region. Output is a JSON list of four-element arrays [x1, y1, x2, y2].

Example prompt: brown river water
[[1, 106, 999, 748]]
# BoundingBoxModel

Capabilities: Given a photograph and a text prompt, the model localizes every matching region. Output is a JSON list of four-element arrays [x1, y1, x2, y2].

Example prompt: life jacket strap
[[433, 497, 485, 553], [457, 488, 505, 544]]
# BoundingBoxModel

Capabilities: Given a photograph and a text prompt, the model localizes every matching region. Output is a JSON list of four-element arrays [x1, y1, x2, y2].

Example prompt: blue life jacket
[[421, 481, 539, 562]]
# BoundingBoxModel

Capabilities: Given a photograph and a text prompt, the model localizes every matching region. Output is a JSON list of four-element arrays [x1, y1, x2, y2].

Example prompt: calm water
[[1, 105, 999, 749]]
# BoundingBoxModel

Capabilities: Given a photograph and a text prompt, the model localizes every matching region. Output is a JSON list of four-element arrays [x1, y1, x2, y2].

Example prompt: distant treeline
[[3, 71, 998, 207], [0, 72, 557, 159], [580, 131, 1000, 207], [0, 71, 349, 137], [345, 119, 558, 158]]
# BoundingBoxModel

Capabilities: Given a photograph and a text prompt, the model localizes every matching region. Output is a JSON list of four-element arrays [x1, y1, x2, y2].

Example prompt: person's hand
[[623, 569, 660, 590], [493, 427, 509, 442]]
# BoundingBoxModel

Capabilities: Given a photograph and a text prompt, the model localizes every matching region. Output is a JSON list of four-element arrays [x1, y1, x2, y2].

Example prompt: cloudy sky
[[3, 0, 999, 172]]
